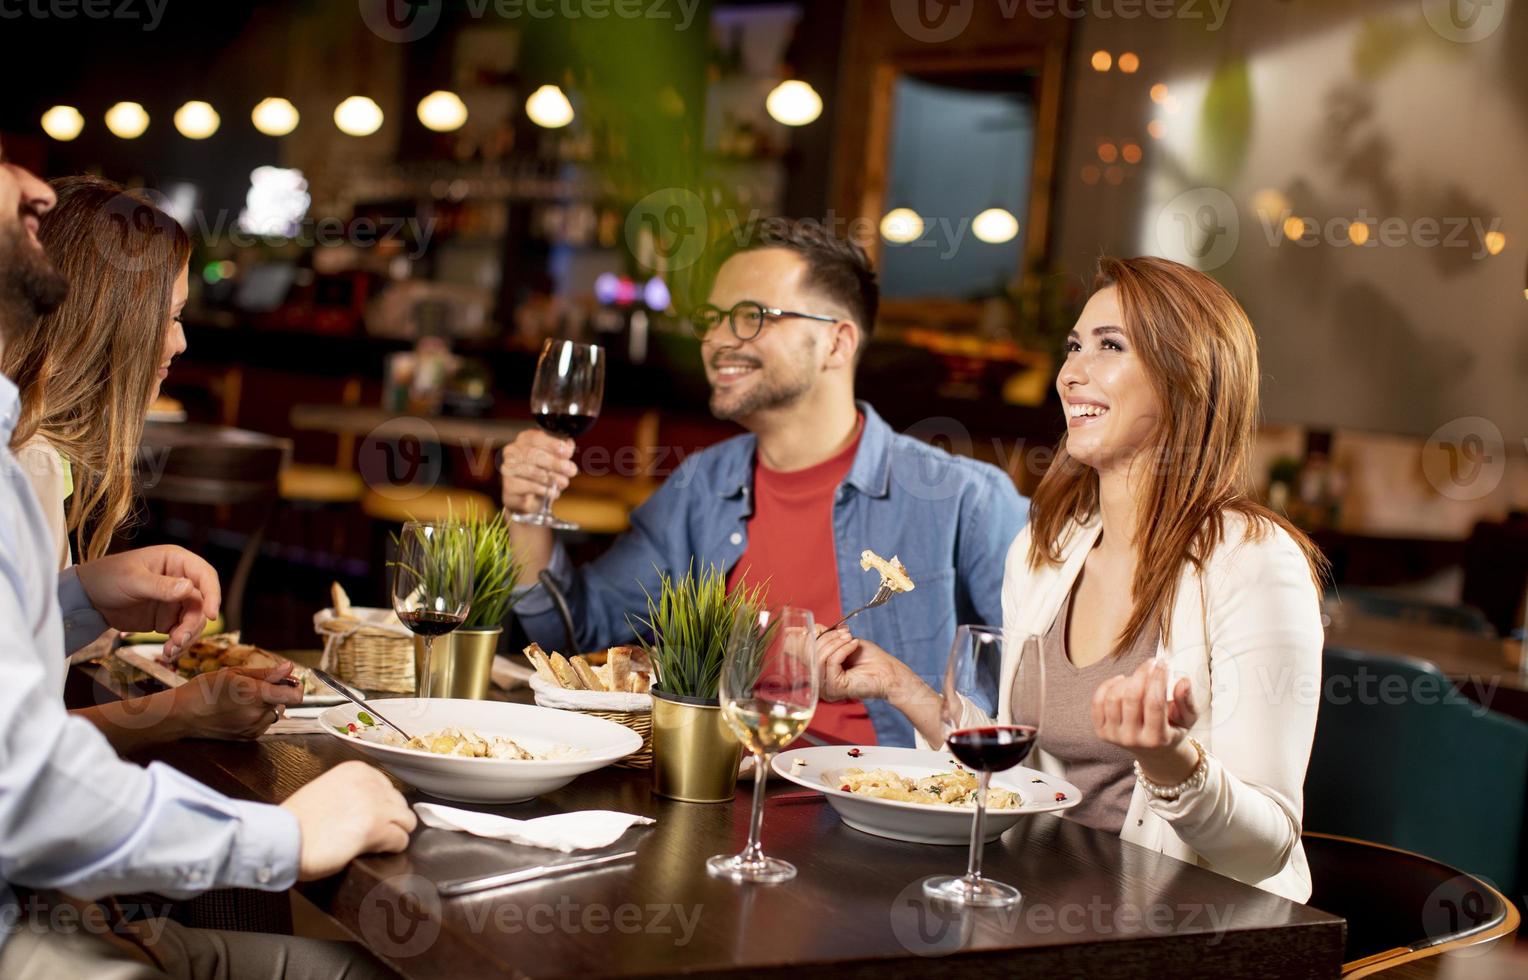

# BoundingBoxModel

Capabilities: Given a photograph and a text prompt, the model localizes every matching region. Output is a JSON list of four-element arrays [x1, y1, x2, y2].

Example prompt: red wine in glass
[[533, 411, 598, 440], [397, 609, 467, 637], [923, 628, 1043, 909], [946, 725, 1038, 773], [513, 339, 605, 531]]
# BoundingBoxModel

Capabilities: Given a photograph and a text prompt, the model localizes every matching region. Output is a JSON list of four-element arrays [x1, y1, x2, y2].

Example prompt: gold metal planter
[[650, 689, 742, 803], [413, 628, 500, 700]]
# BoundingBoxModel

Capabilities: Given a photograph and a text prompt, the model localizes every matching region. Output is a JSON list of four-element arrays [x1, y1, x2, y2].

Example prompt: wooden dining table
[[132, 719, 1345, 978]]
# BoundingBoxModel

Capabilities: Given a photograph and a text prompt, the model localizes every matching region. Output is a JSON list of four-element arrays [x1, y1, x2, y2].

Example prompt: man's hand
[[74, 546, 221, 658], [281, 762, 417, 880], [499, 429, 579, 516], [173, 664, 306, 741]]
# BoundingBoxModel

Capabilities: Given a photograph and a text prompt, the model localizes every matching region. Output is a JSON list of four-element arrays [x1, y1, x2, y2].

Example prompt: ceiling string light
[[334, 96, 384, 137], [525, 85, 574, 129], [252, 97, 300, 136], [41, 105, 84, 141], [765, 80, 823, 126], [104, 101, 150, 139], [418, 90, 468, 132], [173, 101, 220, 139]]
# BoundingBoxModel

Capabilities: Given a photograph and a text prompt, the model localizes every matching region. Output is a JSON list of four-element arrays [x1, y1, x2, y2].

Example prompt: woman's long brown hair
[[3, 176, 190, 561], [1027, 256, 1326, 654]]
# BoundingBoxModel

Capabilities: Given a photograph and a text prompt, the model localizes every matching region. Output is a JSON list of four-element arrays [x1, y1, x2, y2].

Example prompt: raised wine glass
[[708, 606, 819, 884], [923, 627, 1043, 908], [512, 338, 605, 531], [391, 519, 474, 700]]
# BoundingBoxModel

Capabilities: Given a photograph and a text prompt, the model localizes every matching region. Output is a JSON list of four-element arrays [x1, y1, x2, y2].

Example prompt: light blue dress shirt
[[0, 374, 299, 949]]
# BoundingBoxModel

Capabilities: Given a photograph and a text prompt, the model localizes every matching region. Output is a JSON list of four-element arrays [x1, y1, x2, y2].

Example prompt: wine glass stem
[[964, 770, 991, 886], [539, 481, 556, 521], [420, 636, 434, 700], [742, 751, 769, 864]]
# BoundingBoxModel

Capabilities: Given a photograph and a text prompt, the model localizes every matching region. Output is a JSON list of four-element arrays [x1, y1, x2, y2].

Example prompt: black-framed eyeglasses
[[687, 300, 838, 342]]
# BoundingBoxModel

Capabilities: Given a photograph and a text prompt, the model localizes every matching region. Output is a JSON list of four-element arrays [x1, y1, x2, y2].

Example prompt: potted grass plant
[[405, 510, 525, 700], [636, 564, 771, 802]]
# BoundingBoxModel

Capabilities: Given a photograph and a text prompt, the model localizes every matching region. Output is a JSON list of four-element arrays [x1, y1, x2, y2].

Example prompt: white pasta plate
[[320, 698, 644, 803], [771, 745, 1082, 845]]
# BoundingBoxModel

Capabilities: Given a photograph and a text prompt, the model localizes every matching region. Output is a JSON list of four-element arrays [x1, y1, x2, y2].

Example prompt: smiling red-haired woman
[[817, 255, 1328, 901]]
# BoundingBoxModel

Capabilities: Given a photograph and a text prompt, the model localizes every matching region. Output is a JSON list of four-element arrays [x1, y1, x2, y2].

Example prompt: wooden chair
[[135, 424, 290, 632], [1304, 832, 1519, 977]]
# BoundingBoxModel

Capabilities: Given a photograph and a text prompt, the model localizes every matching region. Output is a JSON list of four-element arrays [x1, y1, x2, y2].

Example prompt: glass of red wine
[[923, 627, 1043, 908], [512, 338, 605, 531], [391, 519, 474, 700]]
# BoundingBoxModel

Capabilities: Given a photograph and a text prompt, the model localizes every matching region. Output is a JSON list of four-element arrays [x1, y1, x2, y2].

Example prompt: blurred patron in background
[[818, 256, 1327, 900], [3, 175, 299, 751], [502, 222, 1027, 747], [0, 146, 413, 979]]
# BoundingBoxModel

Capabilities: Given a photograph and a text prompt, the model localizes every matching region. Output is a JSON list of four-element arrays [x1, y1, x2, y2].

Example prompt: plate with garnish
[[771, 745, 1081, 844]]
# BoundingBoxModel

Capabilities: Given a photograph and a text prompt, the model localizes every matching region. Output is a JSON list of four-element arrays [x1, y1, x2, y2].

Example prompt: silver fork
[[827, 580, 896, 632]]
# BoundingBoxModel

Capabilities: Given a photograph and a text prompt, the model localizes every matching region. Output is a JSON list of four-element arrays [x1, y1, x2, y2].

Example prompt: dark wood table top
[[138, 729, 1345, 979]]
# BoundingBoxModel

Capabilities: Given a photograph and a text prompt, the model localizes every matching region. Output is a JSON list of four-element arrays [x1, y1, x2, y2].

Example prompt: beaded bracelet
[[1134, 737, 1207, 801]]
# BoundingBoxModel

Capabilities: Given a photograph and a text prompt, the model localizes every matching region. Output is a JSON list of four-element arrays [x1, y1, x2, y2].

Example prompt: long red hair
[[1027, 256, 1325, 653]]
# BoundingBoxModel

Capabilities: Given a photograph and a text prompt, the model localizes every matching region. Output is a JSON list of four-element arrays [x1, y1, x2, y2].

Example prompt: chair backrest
[[1304, 832, 1518, 976], [1329, 588, 1496, 636], [135, 424, 291, 630], [1305, 648, 1528, 902]]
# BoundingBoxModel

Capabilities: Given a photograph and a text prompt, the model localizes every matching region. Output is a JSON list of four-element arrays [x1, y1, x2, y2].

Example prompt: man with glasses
[[501, 222, 1025, 746]]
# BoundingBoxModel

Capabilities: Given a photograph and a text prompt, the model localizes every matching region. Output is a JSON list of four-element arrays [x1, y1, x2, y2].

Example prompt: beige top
[[14, 435, 73, 569], [1028, 586, 1155, 835]]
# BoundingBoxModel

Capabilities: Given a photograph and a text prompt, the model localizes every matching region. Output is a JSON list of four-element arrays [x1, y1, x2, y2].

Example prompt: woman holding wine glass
[[817, 256, 1326, 903]]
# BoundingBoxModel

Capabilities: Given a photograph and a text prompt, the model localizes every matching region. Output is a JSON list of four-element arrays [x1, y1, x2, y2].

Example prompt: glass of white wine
[[707, 606, 819, 884]]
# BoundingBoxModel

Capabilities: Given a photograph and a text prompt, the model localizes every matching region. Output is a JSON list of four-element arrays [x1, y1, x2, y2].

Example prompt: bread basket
[[314, 607, 416, 694], [530, 675, 653, 769]]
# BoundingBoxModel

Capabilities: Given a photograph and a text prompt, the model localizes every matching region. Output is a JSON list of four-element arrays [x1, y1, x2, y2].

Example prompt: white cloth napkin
[[414, 803, 654, 852]]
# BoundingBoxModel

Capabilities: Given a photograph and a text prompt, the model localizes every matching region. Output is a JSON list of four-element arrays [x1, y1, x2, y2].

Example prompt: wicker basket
[[315, 609, 416, 694], [530, 675, 653, 769], [582, 709, 653, 769]]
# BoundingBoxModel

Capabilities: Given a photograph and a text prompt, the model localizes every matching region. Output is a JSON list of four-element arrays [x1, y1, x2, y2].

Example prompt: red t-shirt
[[726, 416, 877, 745]]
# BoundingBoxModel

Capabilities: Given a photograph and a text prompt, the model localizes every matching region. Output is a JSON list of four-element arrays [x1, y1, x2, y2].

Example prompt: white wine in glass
[[708, 606, 818, 884]]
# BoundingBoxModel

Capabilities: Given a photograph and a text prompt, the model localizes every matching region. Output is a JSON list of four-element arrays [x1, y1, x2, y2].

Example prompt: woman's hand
[[1092, 659, 1201, 785], [172, 663, 306, 740]]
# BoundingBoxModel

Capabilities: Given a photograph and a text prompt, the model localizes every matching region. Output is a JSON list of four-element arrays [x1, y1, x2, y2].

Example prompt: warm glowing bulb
[[1121, 142, 1142, 164], [525, 85, 574, 129], [1081, 165, 1101, 185], [1146, 120, 1166, 140], [41, 105, 84, 141], [972, 208, 1019, 245], [1091, 50, 1112, 72], [765, 79, 823, 126], [1097, 142, 1118, 163], [1283, 217, 1306, 241], [174, 101, 220, 139], [1118, 52, 1140, 73], [418, 90, 468, 132], [105, 101, 149, 139], [1348, 221, 1370, 246], [1484, 231, 1506, 255], [1251, 189, 1289, 218], [880, 208, 924, 244], [251, 98, 299, 136], [1150, 83, 1170, 104], [334, 96, 383, 137]]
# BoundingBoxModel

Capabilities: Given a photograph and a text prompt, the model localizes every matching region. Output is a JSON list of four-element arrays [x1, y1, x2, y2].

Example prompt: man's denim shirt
[[515, 402, 1028, 746]]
